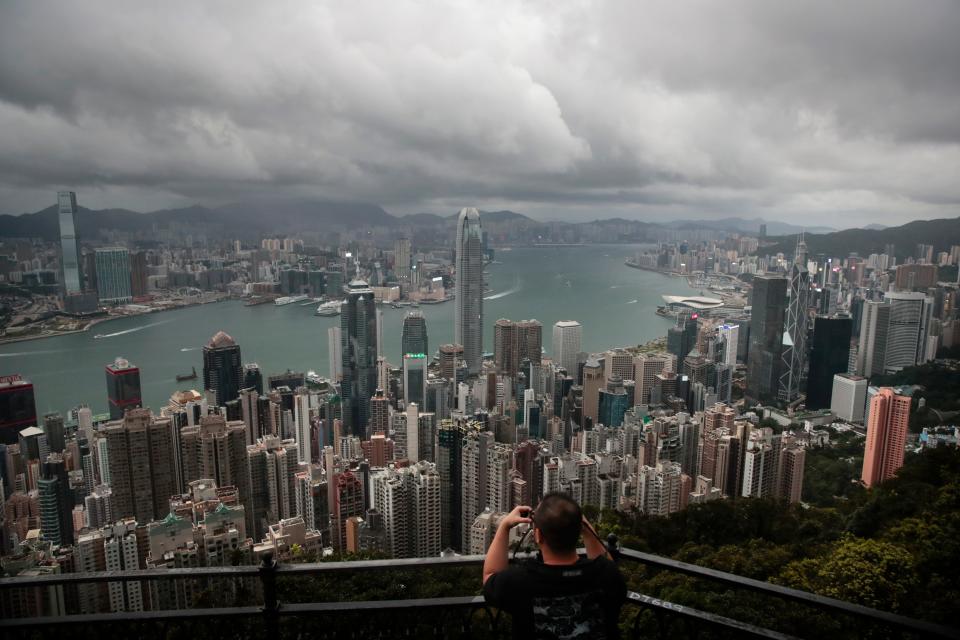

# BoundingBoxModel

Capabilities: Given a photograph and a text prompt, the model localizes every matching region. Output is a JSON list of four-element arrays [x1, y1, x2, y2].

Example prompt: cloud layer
[[1, 0, 958, 225]]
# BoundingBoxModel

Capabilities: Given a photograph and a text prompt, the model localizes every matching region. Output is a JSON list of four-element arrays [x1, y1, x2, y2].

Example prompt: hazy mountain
[[764, 216, 960, 260], [667, 217, 835, 235]]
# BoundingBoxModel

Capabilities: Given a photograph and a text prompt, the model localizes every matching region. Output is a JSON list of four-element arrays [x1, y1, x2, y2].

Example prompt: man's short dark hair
[[533, 492, 582, 554]]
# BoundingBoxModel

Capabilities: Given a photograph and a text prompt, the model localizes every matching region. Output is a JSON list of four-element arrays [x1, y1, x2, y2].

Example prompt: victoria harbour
[[0, 245, 696, 416]]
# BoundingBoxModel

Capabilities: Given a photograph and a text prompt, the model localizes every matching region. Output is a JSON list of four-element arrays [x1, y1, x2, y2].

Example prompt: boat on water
[[275, 295, 309, 306], [93, 334, 105, 339], [315, 300, 343, 316], [176, 366, 198, 382]]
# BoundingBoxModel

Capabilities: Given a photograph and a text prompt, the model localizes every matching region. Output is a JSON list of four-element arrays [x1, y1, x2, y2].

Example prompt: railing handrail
[[1, 546, 956, 639]]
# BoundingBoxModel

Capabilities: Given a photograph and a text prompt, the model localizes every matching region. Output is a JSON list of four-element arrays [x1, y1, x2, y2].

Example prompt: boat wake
[[627, 299, 639, 304], [180, 347, 198, 352], [484, 279, 522, 301], [94, 319, 172, 339], [0, 348, 70, 358]]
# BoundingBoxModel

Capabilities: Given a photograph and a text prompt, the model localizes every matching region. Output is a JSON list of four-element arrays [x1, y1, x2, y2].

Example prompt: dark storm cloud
[[0, 0, 958, 226]]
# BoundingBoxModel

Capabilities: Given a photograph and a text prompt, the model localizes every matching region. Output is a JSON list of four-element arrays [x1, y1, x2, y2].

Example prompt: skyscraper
[[0, 374, 37, 445], [460, 430, 511, 550], [246, 435, 299, 538], [179, 415, 250, 507], [454, 208, 484, 375], [394, 237, 412, 286], [438, 344, 464, 381], [105, 357, 142, 420], [746, 276, 788, 404], [779, 238, 810, 403], [552, 320, 582, 375], [94, 248, 133, 304], [403, 354, 427, 408], [831, 374, 868, 423], [494, 318, 542, 377], [341, 278, 378, 437], [436, 419, 465, 551], [57, 191, 83, 295], [806, 317, 852, 409], [581, 359, 604, 426], [328, 327, 342, 381], [202, 331, 243, 407], [667, 313, 699, 363], [101, 408, 176, 524], [858, 293, 934, 375], [401, 311, 428, 360], [861, 388, 911, 487]]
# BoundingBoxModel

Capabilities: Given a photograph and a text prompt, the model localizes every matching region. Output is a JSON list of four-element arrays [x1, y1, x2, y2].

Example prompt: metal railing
[[0, 536, 956, 639]]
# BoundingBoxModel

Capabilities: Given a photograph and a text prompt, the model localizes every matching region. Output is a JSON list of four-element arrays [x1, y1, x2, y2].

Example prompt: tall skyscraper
[[494, 319, 542, 377], [243, 363, 264, 395], [105, 357, 142, 420], [581, 359, 604, 426], [667, 313, 699, 363], [101, 408, 176, 523], [779, 238, 810, 403], [179, 415, 250, 506], [454, 207, 484, 375], [341, 278, 378, 437], [371, 461, 441, 558], [438, 344, 463, 381], [746, 276, 788, 404], [858, 293, 934, 375], [202, 331, 243, 407], [0, 374, 37, 445], [57, 191, 83, 295], [394, 237, 412, 286], [460, 430, 511, 550], [806, 317, 853, 409], [94, 248, 132, 304], [861, 388, 911, 487], [246, 435, 299, 538], [436, 419, 465, 551], [401, 311, 428, 360], [328, 327, 342, 381], [552, 321, 582, 375], [633, 353, 673, 405], [403, 354, 427, 408]]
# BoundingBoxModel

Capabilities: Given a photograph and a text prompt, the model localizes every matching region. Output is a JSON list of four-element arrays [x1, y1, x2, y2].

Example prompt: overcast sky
[[1, 1, 958, 226]]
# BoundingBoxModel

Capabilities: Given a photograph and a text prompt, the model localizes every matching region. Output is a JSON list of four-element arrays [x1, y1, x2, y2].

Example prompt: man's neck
[[540, 548, 580, 565]]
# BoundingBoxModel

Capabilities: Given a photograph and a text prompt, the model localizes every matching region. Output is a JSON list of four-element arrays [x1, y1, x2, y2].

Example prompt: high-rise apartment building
[[552, 321, 582, 376], [94, 248, 133, 304], [327, 327, 342, 381], [861, 388, 911, 487], [101, 408, 176, 523], [806, 317, 852, 409], [454, 208, 484, 374], [341, 278, 378, 437], [494, 318, 542, 377], [105, 357, 142, 420], [329, 469, 365, 552], [401, 311, 428, 361], [371, 462, 441, 558], [179, 415, 250, 508], [746, 276, 788, 404], [202, 331, 243, 407], [636, 461, 683, 516], [436, 419, 466, 550], [461, 430, 511, 550], [57, 191, 83, 295], [633, 353, 674, 405], [246, 436, 299, 538]]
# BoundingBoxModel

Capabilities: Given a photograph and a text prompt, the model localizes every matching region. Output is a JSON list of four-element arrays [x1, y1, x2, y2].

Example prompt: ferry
[[275, 295, 309, 306], [315, 300, 343, 316]]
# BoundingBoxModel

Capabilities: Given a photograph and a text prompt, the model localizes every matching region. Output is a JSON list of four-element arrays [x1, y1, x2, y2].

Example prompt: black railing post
[[606, 533, 620, 560], [259, 552, 280, 638]]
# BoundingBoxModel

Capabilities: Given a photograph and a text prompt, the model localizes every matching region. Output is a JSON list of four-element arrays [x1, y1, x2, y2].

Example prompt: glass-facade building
[[94, 247, 132, 304], [57, 191, 83, 294]]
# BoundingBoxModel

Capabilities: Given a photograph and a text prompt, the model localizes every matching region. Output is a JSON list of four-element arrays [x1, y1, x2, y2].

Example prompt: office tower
[[293, 388, 316, 464], [779, 239, 810, 403], [202, 331, 243, 407], [129, 251, 148, 298], [746, 276, 788, 404], [633, 354, 673, 405], [605, 349, 633, 382], [461, 430, 511, 550], [341, 278, 378, 437], [94, 248, 132, 304], [436, 420, 465, 550], [242, 363, 264, 395], [438, 343, 464, 381], [552, 321, 582, 376], [180, 415, 250, 506], [57, 191, 83, 294], [401, 311, 428, 362], [369, 389, 390, 436], [778, 441, 806, 503], [895, 264, 937, 291], [101, 408, 176, 523], [598, 377, 629, 428], [41, 412, 66, 455], [636, 461, 683, 516], [371, 461, 441, 558], [38, 454, 73, 546], [831, 374, 868, 423], [717, 324, 739, 366], [454, 207, 484, 374], [105, 357, 142, 420], [246, 436, 299, 538], [580, 358, 604, 426], [667, 313, 699, 362], [403, 354, 427, 408], [328, 327, 342, 381], [858, 293, 934, 375], [861, 388, 911, 487], [806, 317, 852, 409], [394, 237, 412, 286], [494, 319, 542, 377]]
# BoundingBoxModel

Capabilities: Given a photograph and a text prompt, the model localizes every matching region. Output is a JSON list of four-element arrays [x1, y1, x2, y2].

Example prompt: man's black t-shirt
[[482, 556, 627, 639]]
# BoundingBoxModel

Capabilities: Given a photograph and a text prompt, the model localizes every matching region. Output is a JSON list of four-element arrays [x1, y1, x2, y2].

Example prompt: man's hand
[[483, 505, 532, 584], [499, 505, 533, 531]]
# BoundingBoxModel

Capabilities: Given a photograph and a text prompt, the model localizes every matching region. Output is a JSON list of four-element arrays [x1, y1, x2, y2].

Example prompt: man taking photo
[[482, 492, 627, 639]]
